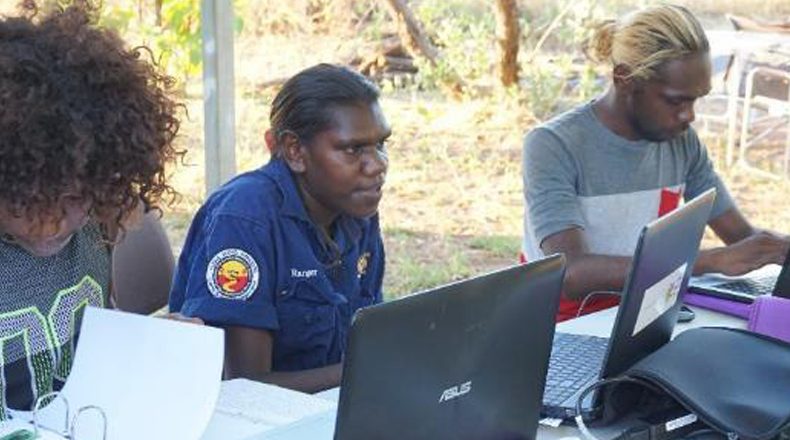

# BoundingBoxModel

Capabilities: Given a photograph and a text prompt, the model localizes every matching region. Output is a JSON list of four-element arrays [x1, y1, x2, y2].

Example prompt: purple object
[[683, 292, 751, 319], [748, 295, 790, 343]]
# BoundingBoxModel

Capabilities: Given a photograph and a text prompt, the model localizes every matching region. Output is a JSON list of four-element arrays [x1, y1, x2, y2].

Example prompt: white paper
[[313, 387, 340, 403], [539, 417, 564, 428], [633, 263, 687, 336], [248, 409, 336, 440], [34, 307, 224, 440], [201, 379, 336, 440]]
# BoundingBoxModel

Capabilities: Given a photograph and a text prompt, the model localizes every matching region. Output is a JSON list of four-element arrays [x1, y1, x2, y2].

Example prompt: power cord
[[576, 291, 622, 318], [574, 376, 666, 440]]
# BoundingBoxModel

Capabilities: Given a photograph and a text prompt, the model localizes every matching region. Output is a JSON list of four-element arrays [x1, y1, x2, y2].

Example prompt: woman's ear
[[264, 129, 276, 153], [280, 132, 307, 173]]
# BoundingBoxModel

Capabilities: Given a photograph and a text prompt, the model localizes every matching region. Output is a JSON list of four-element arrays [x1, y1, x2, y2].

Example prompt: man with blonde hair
[[522, 4, 789, 321]]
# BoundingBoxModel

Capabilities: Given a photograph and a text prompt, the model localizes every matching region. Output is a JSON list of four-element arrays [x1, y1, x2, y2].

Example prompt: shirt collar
[[265, 158, 310, 222], [264, 158, 366, 245]]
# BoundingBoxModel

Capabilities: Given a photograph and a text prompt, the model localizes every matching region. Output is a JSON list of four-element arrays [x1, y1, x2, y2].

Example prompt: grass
[[468, 235, 522, 259], [387, 252, 472, 301]]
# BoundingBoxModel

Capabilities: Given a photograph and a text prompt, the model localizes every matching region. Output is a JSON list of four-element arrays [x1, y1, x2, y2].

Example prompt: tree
[[380, 0, 439, 66], [494, 0, 520, 88], [379, 0, 464, 96]]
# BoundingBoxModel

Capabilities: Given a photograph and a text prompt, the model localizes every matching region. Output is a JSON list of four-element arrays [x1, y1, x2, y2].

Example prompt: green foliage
[[413, 0, 496, 95], [98, 2, 135, 34], [154, 0, 203, 80], [97, 0, 246, 85], [357, 2, 393, 42], [518, 0, 607, 118], [404, 0, 607, 118]]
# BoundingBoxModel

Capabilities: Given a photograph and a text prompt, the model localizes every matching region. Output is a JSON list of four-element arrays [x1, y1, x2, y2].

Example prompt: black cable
[[574, 376, 670, 440], [682, 428, 718, 440]]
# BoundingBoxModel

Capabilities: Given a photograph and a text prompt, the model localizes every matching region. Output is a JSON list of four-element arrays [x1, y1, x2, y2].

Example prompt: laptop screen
[[772, 246, 790, 298], [334, 256, 565, 440]]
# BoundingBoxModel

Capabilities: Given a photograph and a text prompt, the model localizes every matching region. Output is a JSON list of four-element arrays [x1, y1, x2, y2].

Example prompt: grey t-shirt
[[522, 101, 733, 259]]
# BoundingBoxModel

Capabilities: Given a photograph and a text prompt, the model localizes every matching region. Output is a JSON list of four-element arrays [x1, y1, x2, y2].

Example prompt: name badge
[[291, 268, 318, 279]]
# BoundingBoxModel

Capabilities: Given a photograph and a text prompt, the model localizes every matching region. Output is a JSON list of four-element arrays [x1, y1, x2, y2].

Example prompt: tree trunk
[[379, 0, 464, 97], [494, 0, 520, 88], [155, 0, 163, 27], [380, 0, 439, 66]]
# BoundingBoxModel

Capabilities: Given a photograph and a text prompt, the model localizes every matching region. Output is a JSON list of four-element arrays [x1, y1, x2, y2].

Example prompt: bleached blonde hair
[[586, 4, 709, 81]]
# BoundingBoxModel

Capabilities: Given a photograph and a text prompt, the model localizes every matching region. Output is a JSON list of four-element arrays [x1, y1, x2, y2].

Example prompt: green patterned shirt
[[0, 222, 109, 417]]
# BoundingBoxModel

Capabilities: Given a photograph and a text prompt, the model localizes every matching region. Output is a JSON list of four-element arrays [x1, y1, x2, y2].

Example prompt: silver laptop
[[251, 256, 566, 440], [688, 248, 790, 303]]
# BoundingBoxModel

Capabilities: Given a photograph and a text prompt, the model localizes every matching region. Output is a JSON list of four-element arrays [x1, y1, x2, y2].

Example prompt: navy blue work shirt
[[169, 158, 385, 371]]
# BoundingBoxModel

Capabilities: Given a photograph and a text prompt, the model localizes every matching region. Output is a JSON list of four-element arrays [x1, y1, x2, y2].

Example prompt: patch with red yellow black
[[206, 248, 259, 300]]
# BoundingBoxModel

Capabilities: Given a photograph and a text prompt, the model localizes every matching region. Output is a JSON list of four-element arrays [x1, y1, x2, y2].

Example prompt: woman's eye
[[345, 146, 362, 155], [666, 97, 685, 106]]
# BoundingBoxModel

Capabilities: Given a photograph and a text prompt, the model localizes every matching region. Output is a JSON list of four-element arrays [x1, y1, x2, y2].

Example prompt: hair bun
[[585, 19, 616, 63]]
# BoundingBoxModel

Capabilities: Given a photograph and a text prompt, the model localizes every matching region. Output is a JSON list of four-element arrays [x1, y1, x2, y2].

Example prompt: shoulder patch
[[206, 249, 259, 300]]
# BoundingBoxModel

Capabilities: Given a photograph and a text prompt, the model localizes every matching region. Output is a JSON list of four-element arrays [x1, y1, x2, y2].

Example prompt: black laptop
[[541, 188, 716, 420], [254, 256, 566, 440], [688, 247, 790, 303]]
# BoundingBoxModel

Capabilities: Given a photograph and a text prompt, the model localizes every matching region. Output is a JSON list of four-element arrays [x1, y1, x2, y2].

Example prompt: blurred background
[[3, 0, 789, 299]]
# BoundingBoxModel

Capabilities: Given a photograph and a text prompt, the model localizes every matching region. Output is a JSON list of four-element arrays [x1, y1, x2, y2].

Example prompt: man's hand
[[704, 231, 790, 276]]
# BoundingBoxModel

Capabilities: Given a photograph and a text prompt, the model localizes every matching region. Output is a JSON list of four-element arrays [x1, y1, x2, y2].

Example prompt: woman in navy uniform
[[169, 64, 390, 392]]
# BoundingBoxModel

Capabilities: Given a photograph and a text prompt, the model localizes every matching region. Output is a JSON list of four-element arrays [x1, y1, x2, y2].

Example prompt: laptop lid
[[772, 248, 790, 298], [334, 256, 566, 440], [600, 188, 716, 380]]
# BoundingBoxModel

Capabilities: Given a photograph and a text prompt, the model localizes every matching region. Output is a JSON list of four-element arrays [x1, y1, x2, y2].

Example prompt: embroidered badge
[[356, 252, 371, 278], [206, 249, 259, 300]]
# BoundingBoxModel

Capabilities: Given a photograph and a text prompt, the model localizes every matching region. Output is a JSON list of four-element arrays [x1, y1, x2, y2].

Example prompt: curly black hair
[[0, 0, 182, 231]]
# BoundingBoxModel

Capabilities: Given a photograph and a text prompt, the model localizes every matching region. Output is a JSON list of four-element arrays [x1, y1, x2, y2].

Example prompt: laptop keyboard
[[714, 275, 776, 297], [543, 333, 608, 408]]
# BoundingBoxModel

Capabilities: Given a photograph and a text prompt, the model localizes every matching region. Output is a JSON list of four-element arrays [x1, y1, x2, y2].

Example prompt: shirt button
[[279, 289, 288, 297]]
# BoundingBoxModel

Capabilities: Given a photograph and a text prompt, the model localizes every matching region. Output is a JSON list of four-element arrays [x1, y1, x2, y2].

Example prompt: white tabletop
[[556, 304, 745, 338]]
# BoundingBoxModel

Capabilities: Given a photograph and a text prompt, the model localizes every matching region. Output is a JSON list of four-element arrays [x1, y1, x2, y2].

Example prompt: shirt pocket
[[275, 278, 346, 362], [353, 274, 380, 312]]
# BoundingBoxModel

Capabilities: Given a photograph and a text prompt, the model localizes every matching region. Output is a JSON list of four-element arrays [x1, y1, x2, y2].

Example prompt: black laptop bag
[[601, 327, 790, 440]]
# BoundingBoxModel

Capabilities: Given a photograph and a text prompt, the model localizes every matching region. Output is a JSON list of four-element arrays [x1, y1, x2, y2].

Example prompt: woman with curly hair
[[0, 1, 182, 415]]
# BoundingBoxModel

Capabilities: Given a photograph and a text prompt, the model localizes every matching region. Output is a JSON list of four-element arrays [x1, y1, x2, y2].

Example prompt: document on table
[[201, 379, 337, 440], [17, 307, 224, 440]]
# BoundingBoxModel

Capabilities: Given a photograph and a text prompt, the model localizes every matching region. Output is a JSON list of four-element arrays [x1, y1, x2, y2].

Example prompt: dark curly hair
[[0, 0, 182, 231]]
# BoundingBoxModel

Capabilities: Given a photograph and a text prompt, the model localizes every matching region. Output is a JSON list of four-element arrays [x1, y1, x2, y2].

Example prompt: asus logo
[[438, 381, 472, 403]]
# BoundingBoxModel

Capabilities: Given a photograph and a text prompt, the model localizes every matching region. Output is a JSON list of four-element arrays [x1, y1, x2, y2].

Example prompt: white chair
[[737, 65, 790, 179]]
